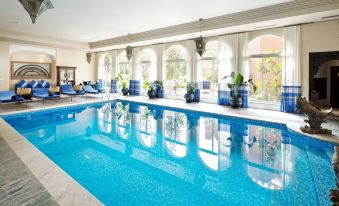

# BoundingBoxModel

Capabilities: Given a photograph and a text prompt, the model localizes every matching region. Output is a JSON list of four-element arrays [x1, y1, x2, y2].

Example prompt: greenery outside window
[[248, 35, 283, 102], [165, 46, 187, 99], [198, 41, 219, 103]]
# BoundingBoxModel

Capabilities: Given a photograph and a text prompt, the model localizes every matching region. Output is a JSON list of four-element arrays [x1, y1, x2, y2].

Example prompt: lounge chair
[[32, 88, 60, 105], [83, 85, 104, 99], [60, 84, 85, 101], [0, 91, 27, 107]]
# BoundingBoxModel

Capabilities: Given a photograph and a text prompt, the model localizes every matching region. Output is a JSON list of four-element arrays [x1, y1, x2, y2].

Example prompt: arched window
[[104, 54, 112, 88], [164, 45, 188, 99], [197, 41, 219, 103], [117, 51, 130, 90], [138, 48, 157, 95], [163, 111, 187, 158], [248, 35, 283, 102]]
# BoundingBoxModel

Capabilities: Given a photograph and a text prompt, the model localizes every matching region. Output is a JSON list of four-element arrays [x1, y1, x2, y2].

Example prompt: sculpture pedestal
[[300, 125, 332, 135]]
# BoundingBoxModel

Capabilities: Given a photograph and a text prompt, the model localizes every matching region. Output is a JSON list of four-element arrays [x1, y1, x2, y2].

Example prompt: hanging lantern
[[126, 46, 133, 61], [86, 52, 92, 64], [125, 33, 133, 60], [195, 36, 206, 57], [195, 18, 206, 57], [18, 0, 54, 24]]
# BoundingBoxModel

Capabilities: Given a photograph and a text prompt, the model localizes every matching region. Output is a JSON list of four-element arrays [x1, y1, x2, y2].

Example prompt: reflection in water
[[244, 126, 291, 190], [163, 111, 187, 158], [115, 102, 130, 139], [137, 107, 156, 148], [98, 104, 112, 134], [6, 102, 335, 205], [198, 118, 231, 171]]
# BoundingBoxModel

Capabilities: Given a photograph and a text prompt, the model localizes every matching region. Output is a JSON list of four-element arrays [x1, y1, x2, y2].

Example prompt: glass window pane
[[248, 35, 283, 102], [164, 46, 187, 99]]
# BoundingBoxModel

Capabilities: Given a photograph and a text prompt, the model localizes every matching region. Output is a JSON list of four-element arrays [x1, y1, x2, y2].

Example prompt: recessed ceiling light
[[13, 21, 22, 25]]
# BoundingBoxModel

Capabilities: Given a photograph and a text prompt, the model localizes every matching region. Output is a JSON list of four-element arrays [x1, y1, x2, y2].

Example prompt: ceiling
[[0, 0, 292, 42]]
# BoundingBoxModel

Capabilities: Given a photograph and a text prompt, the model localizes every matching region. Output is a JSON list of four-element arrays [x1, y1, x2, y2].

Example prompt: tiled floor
[[0, 93, 338, 206]]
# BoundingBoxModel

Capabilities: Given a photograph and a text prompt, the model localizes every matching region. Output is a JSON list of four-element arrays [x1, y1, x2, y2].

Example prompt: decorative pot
[[122, 88, 129, 96], [156, 85, 163, 98], [147, 90, 157, 99], [229, 96, 242, 108], [184, 93, 195, 103]]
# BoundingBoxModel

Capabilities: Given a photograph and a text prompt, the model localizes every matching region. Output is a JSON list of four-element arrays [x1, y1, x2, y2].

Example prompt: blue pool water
[[2, 100, 336, 206]]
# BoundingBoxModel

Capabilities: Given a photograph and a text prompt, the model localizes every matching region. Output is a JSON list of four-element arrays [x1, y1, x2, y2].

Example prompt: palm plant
[[221, 72, 257, 108], [117, 73, 129, 95]]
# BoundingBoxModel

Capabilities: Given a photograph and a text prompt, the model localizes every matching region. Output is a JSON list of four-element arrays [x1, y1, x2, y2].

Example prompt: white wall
[[300, 20, 339, 98], [56, 48, 97, 84], [0, 41, 10, 90], [0, 41, 97, 90]]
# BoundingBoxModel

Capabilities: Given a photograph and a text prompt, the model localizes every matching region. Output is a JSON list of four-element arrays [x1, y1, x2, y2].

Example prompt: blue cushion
[[38, 80, 49, 88], [17, 80, 28, 88], [29, 80, 39, 88], [0, 91, 24, 103]]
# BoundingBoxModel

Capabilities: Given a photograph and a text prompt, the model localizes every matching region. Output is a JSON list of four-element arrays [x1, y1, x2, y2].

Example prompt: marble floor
[[0, 93, 338, 206], [0, 136, 58, 206]]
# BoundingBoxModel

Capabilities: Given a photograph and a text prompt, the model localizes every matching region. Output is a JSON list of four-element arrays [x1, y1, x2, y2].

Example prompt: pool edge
[[0, 118, 104, 206]]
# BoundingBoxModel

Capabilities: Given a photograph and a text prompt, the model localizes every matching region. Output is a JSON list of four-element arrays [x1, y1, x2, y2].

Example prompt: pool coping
[[0, 96, 338, 206], [0, 100, 109, 206]]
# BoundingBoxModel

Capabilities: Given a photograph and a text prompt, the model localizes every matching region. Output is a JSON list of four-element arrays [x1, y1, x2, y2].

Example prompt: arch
[[164, 45, 188, 99], [248, 34, 283, 102], [13, 64, 49, 77], [197, 40, 220, 103], [137, 48, 157, 95], [117, 50, 130, 77], [248, 34, 283, 55], [98, 52, 113, 85], [10, 45, 56, 59]]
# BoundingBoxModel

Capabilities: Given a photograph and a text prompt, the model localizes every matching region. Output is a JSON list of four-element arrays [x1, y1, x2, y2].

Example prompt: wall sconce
[[86, 52, 92, 64]]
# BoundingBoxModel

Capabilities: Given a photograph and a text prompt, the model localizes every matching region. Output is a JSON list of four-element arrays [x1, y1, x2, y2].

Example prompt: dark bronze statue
[[296, 96, 332, 135]]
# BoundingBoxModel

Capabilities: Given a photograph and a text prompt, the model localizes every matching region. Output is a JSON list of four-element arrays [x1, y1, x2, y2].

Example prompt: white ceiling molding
[[90, 0, 339, 49], [0, 29, 90, 50], [9, 44, 56, 58]]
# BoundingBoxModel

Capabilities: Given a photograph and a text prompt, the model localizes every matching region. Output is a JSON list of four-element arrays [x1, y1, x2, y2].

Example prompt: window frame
[[164, 45, 189, 100], [247, 34, 284, 105]]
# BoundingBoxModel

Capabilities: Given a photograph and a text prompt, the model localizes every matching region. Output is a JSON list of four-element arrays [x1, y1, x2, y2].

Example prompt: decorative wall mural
[[11, 61, 51, 79]]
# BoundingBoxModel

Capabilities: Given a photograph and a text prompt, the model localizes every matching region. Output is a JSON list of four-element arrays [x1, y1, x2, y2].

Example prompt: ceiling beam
[[90, 0, 339, 49]]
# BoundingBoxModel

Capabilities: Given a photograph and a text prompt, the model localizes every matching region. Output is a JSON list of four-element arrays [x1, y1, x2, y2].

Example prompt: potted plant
[[222, 72, 256, 108], [154, 80, 163, 98], [143, 81, 157, 99], [117, 73, 129, 96], [184, 83, 196, 103]]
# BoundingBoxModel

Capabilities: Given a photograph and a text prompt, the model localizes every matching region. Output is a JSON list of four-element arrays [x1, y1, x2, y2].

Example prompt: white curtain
[[282, 25, 301, 86], [238, 33, 249, 80], [97, 52, 106, 80], [218, 34, 239, 80], [131, 47, 141, 80]]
